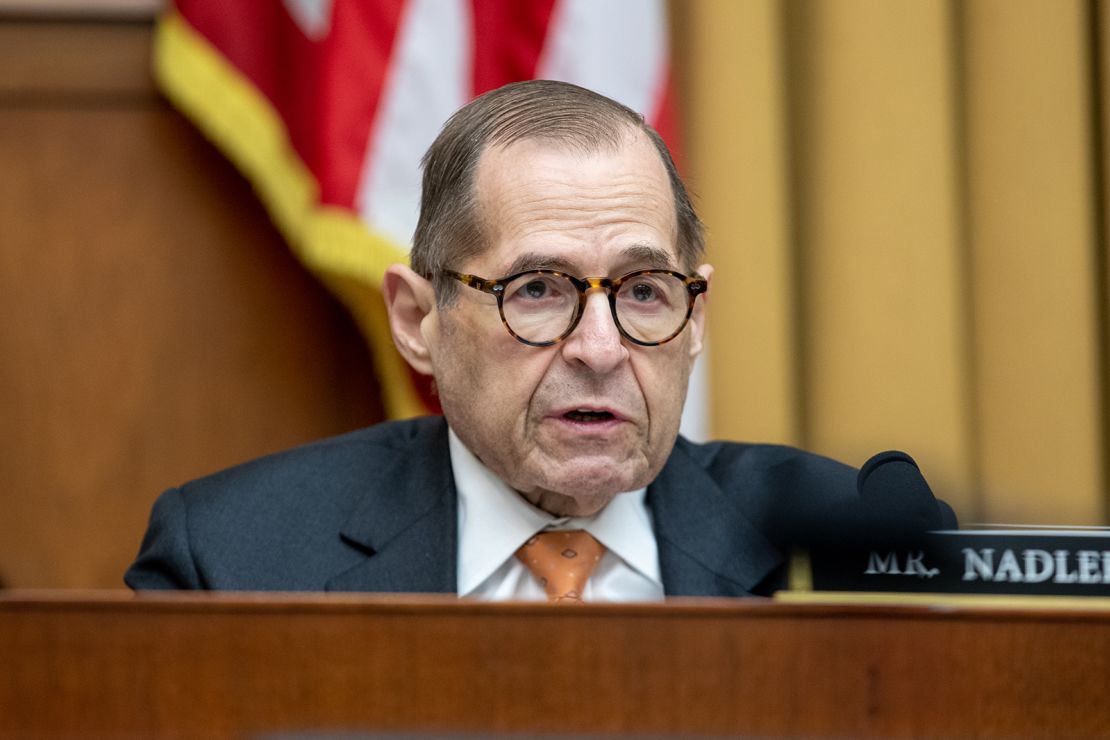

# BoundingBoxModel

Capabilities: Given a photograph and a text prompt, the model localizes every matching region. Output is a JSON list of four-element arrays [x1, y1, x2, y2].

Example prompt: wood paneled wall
[[0, 12, 383, 588]]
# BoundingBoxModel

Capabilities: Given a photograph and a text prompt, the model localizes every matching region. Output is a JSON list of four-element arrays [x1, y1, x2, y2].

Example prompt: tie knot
[[515, 530, 605, 603]]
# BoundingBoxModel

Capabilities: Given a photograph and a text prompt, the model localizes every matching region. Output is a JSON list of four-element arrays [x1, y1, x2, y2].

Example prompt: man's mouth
[[562, 409, 617, 423]]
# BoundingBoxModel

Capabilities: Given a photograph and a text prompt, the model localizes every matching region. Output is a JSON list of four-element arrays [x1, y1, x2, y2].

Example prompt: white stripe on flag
[[535, 0, 668, 119], [355, 0, 471, 251], [283, 0, 334, 40]]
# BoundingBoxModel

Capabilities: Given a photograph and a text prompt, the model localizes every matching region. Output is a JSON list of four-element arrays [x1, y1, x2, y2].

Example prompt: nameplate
[[804, 529, 1110, 596]]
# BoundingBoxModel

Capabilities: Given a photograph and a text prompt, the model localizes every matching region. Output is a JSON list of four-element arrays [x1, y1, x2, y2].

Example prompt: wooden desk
[[1, 591, 1107, 738]]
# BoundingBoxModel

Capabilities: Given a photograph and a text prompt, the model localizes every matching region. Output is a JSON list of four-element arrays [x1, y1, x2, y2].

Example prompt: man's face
[[422, 132, 710, 517]]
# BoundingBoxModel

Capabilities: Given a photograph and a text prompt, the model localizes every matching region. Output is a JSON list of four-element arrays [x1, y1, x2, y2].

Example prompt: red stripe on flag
[[470, 0, 558, 96], [310, 0, 408, 207], [175, 0, 407, 209], [650, 66, 684, 175]]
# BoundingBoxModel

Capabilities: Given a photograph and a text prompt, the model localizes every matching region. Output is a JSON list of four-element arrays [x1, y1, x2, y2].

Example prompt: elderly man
[[126, 80, 944, 600]]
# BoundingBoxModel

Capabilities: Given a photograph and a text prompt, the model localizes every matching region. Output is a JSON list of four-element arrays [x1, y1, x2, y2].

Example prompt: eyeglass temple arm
[[444, 270, 503, 295], [686, 276, 708, 296]]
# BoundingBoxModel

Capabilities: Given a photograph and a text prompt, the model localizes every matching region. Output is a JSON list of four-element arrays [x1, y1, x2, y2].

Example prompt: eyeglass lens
[[500, 271, 690, 344]]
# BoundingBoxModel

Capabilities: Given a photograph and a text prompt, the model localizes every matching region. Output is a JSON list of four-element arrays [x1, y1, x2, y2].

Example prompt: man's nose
[[558, 290, 629, 371]]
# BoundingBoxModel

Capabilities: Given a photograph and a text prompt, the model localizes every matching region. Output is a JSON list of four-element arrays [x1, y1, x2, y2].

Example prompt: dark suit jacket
[[124, 416, 862, 597]]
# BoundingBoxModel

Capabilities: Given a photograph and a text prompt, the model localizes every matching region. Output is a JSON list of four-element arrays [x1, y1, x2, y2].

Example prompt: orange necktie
[[515, 530, 606, 603]]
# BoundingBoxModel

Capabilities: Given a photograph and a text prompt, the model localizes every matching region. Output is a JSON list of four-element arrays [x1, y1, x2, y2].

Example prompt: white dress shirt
[[449, 429, 664, 602]]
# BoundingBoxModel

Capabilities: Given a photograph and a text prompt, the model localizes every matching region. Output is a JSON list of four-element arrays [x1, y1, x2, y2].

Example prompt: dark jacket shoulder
[[124, 417, 451, 591], [647, 437, 859, 596], [668, 435, 859, 530]]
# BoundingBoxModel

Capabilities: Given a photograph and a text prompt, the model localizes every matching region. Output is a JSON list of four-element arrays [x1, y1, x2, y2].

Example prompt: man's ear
[[383, 264, 436, 376], [687, 263, 713, 359]]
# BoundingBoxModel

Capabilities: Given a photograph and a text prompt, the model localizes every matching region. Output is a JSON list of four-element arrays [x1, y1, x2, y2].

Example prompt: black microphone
[[857, 450, 944, 534], [787, 450, 950, 550]]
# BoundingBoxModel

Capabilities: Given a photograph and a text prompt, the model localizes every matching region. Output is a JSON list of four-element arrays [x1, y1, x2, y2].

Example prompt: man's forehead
[[470, 131, 679, 272], [478, 127, 656, 169]]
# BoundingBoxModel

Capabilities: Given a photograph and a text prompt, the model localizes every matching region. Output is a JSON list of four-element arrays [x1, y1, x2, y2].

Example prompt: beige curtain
[[673, 0, 1109, 525]]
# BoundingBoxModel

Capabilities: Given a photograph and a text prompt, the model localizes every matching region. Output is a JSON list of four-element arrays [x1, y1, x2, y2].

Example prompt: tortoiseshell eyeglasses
[[443, 268, 708, 347]]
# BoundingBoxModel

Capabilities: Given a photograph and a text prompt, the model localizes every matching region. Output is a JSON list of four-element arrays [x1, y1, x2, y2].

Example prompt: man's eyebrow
[[619, 244, 675, 270], [504, 253, 578, 275], [502, 244, 676, 277]]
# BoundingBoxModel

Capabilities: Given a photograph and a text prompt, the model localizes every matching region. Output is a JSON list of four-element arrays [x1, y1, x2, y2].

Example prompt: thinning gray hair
[[411, 79, 704, 304]]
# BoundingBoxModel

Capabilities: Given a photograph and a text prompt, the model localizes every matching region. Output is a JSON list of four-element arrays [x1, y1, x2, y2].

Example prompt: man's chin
[[520, 485, 623, 518], [535, 457, 649, 502], [501, 444, 655, 516]]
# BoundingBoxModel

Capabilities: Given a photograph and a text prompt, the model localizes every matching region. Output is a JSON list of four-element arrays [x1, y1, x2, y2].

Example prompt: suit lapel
[[325, 418, 458, 594], [649, 439, 786, 597], [321, 423, 784, 597]]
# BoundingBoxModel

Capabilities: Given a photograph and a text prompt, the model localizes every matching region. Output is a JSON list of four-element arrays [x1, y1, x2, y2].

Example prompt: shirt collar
[[450, 428, 661, 596]]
